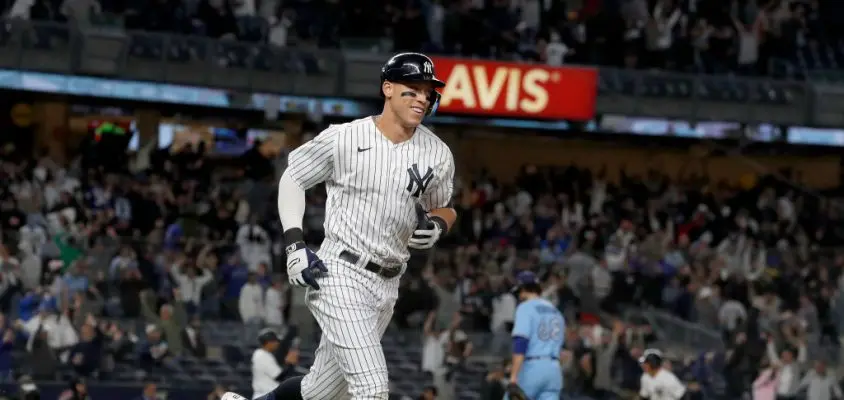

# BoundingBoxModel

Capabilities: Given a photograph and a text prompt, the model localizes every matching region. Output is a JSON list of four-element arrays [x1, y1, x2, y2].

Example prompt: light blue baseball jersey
[[512, 297, 565, 357], [510, 297, 565, 400]]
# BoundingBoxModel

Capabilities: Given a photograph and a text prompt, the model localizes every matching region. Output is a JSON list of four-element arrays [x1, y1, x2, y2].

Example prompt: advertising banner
[[430, 57, 598, 121]]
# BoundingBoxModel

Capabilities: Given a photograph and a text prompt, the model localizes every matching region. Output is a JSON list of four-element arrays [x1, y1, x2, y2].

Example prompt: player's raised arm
[[278, 127, 340, 290]]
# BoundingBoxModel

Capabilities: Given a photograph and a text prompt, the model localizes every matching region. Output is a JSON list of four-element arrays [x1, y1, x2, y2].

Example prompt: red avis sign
[[430, 57, 598, 121]]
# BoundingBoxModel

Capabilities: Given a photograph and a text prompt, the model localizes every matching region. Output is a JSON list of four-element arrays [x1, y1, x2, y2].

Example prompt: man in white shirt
[[639, 349, 686, 400], [239, 273, 264, 324], [767, 335, 807, 399], [235, 221, 272, 272], [490, 287, 516, 356], [250, 329, 286, 399], [798, 361, 842, 400], [421, 312, 448, 376], [544, 31, 571, 66]]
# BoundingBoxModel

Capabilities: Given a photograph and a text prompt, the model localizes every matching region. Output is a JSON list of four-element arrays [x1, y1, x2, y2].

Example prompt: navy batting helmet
[[511, 270, 541, 294], [639, 348, 664, 368], [380, 52, 445, 116], [257, 328, 281, 345]]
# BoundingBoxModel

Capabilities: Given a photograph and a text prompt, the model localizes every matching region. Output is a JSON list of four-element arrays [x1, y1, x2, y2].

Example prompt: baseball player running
[[507, 271, 565, 400], [224, 52, 456, 400], [638, 349, 686, 400]]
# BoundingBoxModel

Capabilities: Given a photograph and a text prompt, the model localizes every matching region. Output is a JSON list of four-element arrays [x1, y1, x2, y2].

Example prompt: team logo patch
[[406, 163, 433, 198]]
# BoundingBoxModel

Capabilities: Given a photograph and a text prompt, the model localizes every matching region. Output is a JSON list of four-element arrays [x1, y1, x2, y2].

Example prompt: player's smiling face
[[384, 81, 436, 126]]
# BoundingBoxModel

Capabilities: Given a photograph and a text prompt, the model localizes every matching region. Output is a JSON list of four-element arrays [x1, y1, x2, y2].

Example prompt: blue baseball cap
[[512, 271, 540, 293]]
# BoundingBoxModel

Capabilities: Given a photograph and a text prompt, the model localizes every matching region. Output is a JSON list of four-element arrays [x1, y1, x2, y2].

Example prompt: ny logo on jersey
[[406, 164, 434, 198], [423, 62, 433, 75]]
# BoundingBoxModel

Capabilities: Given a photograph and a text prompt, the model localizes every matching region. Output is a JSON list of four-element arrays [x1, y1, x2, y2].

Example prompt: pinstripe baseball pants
[[300, 243, 403, 400]]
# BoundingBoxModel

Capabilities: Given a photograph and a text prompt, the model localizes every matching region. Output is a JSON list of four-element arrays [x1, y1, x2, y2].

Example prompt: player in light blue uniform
[[508, 271, 565, 400]]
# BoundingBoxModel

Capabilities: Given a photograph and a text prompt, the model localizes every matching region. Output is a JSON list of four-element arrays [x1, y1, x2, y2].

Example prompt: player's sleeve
[[665, 372, 686, 399], [511, 303, 532, 339], [639, 374, 649, 398], [286, 125, 340, 190], [421, 150, 455, 210]]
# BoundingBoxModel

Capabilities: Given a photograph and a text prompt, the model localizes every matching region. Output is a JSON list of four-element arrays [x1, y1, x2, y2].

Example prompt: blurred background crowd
[[2, 0, 844, 79], [3, 127, 844, 400], [0, 0, 843, 399]]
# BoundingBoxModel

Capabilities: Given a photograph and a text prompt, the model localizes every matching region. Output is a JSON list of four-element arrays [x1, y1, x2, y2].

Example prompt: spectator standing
[[796, 361, 842, 400], [168, 258, 213, 315], [69, 291, 103, 330], [719, 298, 747, 340], [235, 218, 272, 272], [594, 321, 624, 397], [443, 313, 472, 384], [733, 14, 761, 75], [139, 289, 186, 356], [67, 320, 103, 377], [17, 225, 45, 290], [23, 306, 78, 358], [542, 31, 572, 66], [489, 279, 515, 355], [421, 311, 447, 387], [753, 361, 779, 400], [109, 246, 139, 281], [139, 325, 174, 373], [238, 273, 264, 324], [220, 255, 249, 320], [268, 9, 294, 48], [767, 334, 808, 400]]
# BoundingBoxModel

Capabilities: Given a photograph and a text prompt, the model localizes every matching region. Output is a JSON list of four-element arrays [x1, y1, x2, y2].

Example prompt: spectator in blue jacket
[[219, 255, 249, 320], [18, 290, 58, 322]]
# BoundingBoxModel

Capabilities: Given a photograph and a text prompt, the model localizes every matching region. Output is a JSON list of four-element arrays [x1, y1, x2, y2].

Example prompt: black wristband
[[283, 228, 304, 245], [430, 215, 448, 235]]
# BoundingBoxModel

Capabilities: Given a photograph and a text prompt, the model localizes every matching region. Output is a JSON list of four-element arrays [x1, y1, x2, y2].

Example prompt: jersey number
[[537, 317, 563, 341]]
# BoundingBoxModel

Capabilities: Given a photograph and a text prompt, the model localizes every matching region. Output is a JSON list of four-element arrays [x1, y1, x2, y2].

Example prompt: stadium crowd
[[2, 0, 844, 78], [0, 121, 843, 400], [0, 1, 843, 399]]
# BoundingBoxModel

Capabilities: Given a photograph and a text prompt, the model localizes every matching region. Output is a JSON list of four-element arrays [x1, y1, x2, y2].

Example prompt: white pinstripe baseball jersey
[[286, 116, 454, 267]]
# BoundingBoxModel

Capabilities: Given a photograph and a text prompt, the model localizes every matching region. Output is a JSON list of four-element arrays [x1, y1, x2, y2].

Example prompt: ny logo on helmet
[[423, 62, 433, 75]]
